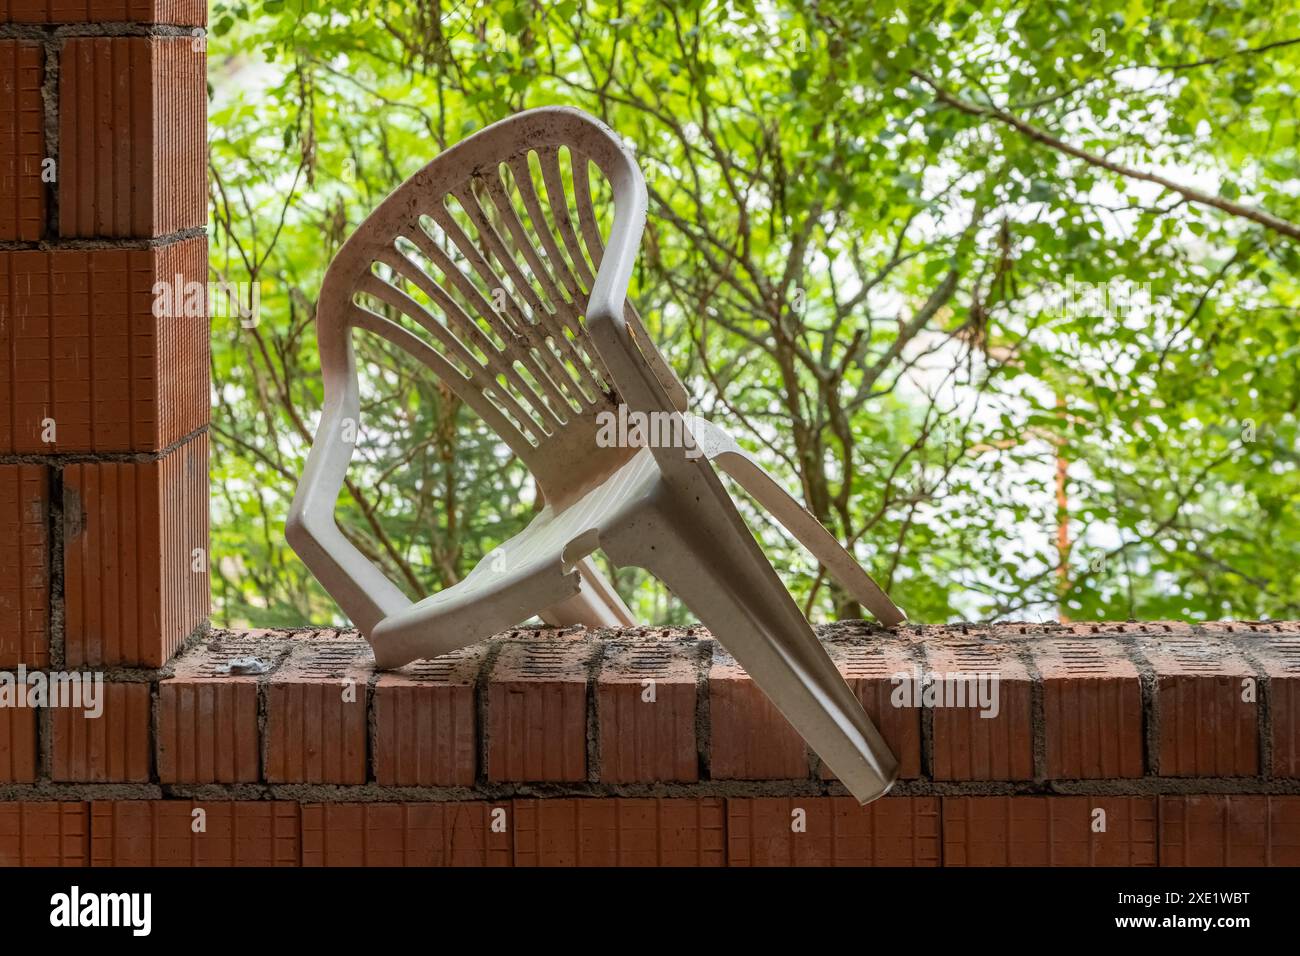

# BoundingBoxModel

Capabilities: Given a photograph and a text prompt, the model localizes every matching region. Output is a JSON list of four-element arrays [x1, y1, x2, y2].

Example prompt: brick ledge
[[2, 622, 1297, 865]]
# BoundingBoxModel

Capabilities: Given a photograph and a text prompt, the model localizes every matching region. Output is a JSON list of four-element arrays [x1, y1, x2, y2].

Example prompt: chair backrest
[[314, 106, 687, 507]]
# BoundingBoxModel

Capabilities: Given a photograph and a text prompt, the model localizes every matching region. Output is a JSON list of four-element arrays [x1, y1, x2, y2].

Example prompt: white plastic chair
[[287, 106, 906, 803]]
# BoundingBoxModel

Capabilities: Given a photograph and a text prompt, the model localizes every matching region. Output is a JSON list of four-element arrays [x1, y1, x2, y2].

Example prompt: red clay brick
[[924, 640, 1034, 780], [0, 802, 88, 866], [597, 640, 699, 783], [1242, 635, 1300, 777], [727, 796, 941, 866], [63, 432, 209, 667], [487, 639, 593, 782], [301, 802, 510, 867], [0, 464, 50, 667], [708, 646, 810, 782], [512, 798, 724, 866], [155, 630, 291, 784], [91, 801, 299, 866], [824, 641, 922, 780], [0, 1, 205, 22], [157, 665, 261, 784], [265, 636, 370, 784], [943, 796, 1157, 866], [59, 37, 205, 238], [49, 681, 150, 782], [0, 41, 44, 241], [0, 703, 37, 782], [1146, 635, 1258, 776], [0, 241, 210, 454], [151, 239, 212, 447], [1160, 795, 1300, 866], [373, 647, 482, 787], [1033, 638, 1144, 778]]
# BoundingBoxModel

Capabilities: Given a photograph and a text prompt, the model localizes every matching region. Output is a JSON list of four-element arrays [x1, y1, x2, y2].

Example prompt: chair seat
[[372, 448, 661, 659]]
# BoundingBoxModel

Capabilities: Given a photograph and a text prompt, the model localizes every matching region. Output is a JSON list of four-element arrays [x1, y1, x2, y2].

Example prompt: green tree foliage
[[207, 0, 1300, 627]]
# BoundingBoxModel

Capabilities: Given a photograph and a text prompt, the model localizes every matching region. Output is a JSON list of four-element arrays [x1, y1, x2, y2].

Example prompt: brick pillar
[[0, 5, 209, 671]]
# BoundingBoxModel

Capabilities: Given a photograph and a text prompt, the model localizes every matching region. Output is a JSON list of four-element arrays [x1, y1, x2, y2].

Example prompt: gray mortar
[[1227, 636, 1275, 778], [2, 22, 204, 258], [1119, 632, 1163, 778], [7, 773, 1300, 806], [1013, 638, 1049, 783], [695, 638, 713, 781], [0, 424, 210, 467], [584, 635, 606, 785], [0, 226, 209, 253], [472, 639, 506, 789], [41, 32, 58, 236]]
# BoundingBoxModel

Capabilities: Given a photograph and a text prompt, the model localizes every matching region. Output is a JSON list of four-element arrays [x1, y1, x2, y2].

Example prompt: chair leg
[[540, 556, 636, 628], [599, 489, 899, 804], [687, 415, 907, 627]]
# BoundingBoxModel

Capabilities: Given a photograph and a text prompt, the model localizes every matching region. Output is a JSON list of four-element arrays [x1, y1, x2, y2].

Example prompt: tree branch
[[914, 71, 1300, 242]]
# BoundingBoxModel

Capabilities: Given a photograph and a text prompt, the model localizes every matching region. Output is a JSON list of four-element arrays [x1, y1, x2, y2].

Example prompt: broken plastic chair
[[286, 106, 907, 803]]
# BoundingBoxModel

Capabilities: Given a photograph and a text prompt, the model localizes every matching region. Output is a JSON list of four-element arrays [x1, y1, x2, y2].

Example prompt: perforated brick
[[943, 796, 1157, 866], [301, 802, 510, 867], [0, 464, 50, 667], [0, 703, 37, 783], [597, 640, 700, 783], [487, 638, 594, 782], [1242, 636, 1300, 777], [0, 802, 88, 866], [1160, 795, 1300, 866], [91, 801, 300, 866], [49, 681, 150, 782], [0, 241, 209, 454], [265, 636, 371, 784], [1145, 634, 1258, 776], [513, 798, 725, 866], [727, 796, 941, 866], [63, 432, 210, 667], [0, 41, 44, 241], [1033, 638, 1144, 778], [924, 639, 1033, 780], [373, 646, 484, 787], [59, 37, 205, 237], [157, 645, 266, 784]]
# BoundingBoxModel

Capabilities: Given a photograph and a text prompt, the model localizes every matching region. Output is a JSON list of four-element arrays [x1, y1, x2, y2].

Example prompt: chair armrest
[[286, 335, 413, 636]]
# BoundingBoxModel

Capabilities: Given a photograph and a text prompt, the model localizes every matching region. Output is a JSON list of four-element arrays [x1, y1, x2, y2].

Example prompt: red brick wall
[[2, 5, 1296, 872], [2, 622, 1298, 867], [0, 6, 209, 672]]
